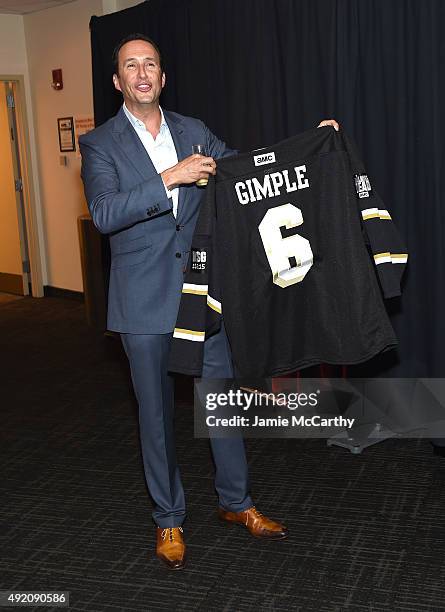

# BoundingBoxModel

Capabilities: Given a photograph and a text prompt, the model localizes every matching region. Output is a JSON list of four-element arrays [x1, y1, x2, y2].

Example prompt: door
[[0, 81, 30, 295]]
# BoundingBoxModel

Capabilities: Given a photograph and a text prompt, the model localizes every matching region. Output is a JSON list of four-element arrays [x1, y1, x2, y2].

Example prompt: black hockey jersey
[[168, 127, 408, 377]]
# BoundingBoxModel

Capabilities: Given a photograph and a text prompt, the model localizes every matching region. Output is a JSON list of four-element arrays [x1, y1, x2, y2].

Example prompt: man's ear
[[161, 72, 166, 89], [113, 73, 121, 92]]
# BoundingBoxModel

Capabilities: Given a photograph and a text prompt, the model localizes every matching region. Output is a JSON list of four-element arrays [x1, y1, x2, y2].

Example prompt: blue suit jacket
[[79, 107, 234, 334]]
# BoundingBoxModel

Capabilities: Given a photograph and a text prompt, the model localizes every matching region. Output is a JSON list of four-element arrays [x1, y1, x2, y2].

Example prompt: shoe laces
[[247, 506, 263, 525], [161, 526, 183, 542]]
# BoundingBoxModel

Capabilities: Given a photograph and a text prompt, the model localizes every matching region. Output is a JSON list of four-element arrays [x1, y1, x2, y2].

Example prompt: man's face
[[113, 40, 165, 110]]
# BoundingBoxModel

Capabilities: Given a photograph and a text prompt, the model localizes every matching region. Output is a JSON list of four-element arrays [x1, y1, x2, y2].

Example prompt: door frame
[[0, 74, 44, 297]]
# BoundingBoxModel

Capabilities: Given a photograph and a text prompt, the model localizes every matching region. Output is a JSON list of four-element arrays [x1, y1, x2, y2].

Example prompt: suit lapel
[[111, 107, 157, 181], [164, 111, 193, 223], [164, 110, 190, 161], [111, 107, 194, 222]]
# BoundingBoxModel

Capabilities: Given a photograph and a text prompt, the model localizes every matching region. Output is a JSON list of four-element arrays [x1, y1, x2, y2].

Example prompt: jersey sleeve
[[341, 130, 408, 298], [168, 176, 222, 376]]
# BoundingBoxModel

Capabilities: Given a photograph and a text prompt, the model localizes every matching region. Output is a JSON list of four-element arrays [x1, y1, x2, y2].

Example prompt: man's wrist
[[161, 168, 178, 191]]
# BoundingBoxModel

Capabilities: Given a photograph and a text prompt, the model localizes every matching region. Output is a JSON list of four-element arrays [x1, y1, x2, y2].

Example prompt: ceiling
[[0, 0, 77, 14]]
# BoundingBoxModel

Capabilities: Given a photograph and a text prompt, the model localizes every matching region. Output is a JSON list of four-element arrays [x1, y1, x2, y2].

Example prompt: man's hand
[[161, 154, 216, 190], [317, 119, 340, 131]]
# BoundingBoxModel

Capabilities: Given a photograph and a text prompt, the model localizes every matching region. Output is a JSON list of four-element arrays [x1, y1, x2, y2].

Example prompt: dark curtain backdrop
[[89, 0, 445, 377]]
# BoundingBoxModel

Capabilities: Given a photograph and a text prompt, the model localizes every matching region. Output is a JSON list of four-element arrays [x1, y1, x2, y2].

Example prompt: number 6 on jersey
[[258, 203, 313, 288]]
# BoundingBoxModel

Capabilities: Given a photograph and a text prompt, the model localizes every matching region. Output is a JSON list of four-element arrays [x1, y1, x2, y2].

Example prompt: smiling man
[[113, 39, 165, 106], [79, 33, 338, 570]]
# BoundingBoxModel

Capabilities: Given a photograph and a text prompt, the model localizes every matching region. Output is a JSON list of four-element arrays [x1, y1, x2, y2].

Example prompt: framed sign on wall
[[57, 117, 75, 152]]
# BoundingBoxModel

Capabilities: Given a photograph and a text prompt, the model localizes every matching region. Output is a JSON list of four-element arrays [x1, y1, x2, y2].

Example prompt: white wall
[[117, 0, 145, 9], [0, 0, 145, 293], [102, 0, 144, 13], [0, 14, 27, 74], [0, 13, 47, 286], [24, 0, 102, 292]]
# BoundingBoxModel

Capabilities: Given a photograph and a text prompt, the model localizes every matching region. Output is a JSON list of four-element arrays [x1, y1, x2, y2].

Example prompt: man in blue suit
[[80, 33, 338, 570]]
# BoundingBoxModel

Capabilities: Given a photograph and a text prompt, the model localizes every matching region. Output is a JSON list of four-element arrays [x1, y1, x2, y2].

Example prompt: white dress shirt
[[123, 103, 179, 217]]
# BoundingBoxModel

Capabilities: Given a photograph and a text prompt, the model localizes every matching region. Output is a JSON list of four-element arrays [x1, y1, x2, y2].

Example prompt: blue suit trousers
[[120, 326, 252, 527]]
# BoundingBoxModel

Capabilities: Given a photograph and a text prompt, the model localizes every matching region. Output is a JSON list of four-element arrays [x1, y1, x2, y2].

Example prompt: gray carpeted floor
[[1, 297, 444, 611]]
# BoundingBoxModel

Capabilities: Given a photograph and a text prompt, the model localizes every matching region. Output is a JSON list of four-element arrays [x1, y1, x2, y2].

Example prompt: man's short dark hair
[[112, 33, 163, 74]]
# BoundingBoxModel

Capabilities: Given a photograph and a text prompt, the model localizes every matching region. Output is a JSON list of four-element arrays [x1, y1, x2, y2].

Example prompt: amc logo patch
[[254, 152, 276, 166]]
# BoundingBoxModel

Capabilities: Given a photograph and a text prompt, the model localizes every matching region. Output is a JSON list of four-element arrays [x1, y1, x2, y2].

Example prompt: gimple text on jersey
[[235, 164, 310, 205]]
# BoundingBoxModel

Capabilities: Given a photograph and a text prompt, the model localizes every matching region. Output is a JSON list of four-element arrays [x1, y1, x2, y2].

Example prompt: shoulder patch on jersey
[[191, 248, 207, 273], [354, 174, 372, 198]]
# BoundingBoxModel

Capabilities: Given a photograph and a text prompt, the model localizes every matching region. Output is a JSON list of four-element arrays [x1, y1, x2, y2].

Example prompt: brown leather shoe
[[156, 526, 186, 570], [218, 506, 289, 540]]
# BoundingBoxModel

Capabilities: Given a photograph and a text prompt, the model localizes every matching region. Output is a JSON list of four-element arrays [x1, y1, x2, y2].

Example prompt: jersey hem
[[234, 340, 399, 378]]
